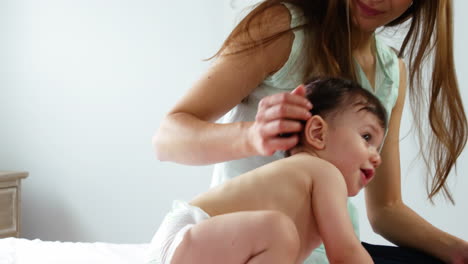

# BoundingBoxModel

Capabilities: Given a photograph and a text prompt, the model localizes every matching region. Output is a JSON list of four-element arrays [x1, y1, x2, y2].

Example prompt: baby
[[147, 77, 387, 264]]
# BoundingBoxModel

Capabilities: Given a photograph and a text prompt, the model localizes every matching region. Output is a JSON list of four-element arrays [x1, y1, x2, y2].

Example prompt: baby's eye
[[362, 133, 372, 142]]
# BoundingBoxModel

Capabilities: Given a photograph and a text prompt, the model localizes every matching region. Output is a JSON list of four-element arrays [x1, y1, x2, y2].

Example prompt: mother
[[153, 0, 468, 263]]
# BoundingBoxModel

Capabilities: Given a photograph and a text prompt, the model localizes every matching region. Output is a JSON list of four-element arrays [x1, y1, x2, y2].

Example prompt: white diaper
[[145, 200, 210, 264]]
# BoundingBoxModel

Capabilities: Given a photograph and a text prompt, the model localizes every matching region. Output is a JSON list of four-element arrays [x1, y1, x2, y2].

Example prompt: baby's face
[[321, 105, 385, 196]]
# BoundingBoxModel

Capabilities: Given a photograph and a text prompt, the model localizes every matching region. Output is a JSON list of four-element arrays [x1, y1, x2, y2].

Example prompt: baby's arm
[[312, 164, 373, 264]]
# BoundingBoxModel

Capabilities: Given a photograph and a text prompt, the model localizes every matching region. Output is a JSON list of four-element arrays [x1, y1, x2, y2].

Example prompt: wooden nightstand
[[0, 171, 28, 238]]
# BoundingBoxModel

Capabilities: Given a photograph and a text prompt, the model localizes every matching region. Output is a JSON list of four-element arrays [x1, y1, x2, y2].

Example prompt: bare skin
[[169, 107, 384, 264], [171, 154, 370, 264], [190, 154, 326, 262], [154, 2, 468, 263]]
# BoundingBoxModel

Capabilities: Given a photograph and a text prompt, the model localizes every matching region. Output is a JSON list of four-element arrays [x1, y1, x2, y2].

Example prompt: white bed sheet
[[0, 238, 149, 264]]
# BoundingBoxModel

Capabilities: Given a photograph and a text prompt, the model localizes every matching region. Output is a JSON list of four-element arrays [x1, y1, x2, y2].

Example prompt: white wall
[[0, 0, 227, 243], [0, 0, 466, 244]]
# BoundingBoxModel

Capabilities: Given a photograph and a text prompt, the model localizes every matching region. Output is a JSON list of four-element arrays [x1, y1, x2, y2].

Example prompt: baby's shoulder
[[286, 153, 338, 170], [273, 154, 342, 182]]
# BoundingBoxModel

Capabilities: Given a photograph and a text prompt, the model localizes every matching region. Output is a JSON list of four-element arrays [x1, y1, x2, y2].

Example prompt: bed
[[0, 237, 149, 264]]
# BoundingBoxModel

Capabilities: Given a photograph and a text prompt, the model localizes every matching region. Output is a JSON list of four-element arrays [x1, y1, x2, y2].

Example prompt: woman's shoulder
[[278, 2, 306, 27], [250, 2, 305, 32], [247, 3, 297, 37]]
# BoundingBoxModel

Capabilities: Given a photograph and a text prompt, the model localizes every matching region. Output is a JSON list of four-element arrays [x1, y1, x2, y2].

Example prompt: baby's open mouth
[[361, 168, 375, 180]]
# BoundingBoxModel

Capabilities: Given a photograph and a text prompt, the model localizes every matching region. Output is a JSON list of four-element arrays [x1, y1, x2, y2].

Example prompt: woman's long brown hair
[[214, 0, 466, 203], [388, 0, 467, 203]]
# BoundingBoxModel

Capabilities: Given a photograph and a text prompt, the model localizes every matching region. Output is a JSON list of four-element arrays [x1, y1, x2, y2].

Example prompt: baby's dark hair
[[284, 77, 387, 157], [304, 77, 388, 129]]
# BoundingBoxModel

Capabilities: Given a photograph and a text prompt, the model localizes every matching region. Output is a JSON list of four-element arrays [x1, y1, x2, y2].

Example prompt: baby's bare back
[[191, 154, 325, 261]]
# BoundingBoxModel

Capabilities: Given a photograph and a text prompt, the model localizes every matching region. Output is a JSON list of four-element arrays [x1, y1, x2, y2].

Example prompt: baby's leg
[[171, 210, 300, 264]]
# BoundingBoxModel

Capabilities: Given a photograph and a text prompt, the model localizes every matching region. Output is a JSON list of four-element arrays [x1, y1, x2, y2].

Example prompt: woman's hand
[[451, 241, 468, 264], [248, 84, 313, 156]]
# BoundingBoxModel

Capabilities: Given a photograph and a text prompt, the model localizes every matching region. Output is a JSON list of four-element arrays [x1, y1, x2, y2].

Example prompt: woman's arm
[[153, 5, 311, 165], [365, 59, 468, 263]]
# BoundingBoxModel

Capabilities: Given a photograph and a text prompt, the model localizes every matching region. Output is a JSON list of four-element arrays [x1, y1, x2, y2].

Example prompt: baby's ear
[[304, 115, 327, 150]]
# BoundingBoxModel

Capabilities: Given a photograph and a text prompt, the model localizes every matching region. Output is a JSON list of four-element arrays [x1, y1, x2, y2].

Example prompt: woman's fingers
[[257, 90, 312, 123], [451, 242, 468, 264], [249, 118, 304, 156], [250, 85, 312, 156], [290, 84, 306, 96], [254, 134, 300, 156], [258, 104, 312, 122], [259, 119, 304, 137], [258, 92, 312, 113]]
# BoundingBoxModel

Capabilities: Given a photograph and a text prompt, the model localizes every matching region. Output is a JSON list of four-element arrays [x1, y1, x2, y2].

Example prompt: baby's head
[[294, 77, 388, 196], [304, 77, 387, 129]]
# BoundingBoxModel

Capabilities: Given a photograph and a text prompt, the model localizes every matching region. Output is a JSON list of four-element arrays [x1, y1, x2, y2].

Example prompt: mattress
[[0, 238, 149, 264]]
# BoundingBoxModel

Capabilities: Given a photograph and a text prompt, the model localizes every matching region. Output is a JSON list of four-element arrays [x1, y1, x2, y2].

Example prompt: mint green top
[[211, 3, 400, 264]]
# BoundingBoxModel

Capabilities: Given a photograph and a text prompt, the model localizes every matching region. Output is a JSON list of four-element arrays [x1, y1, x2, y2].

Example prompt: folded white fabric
[[0, 237, 148, 264], [0, 237, 15, 264]]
